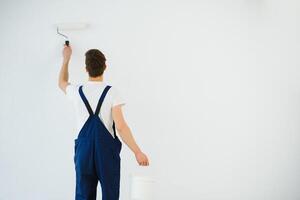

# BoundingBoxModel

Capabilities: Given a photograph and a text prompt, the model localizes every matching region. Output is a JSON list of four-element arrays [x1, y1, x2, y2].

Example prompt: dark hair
[[85, 49, 106, 77]]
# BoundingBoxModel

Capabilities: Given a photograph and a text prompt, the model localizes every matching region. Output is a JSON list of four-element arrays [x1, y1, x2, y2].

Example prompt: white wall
[[1, 0, 300, 199]]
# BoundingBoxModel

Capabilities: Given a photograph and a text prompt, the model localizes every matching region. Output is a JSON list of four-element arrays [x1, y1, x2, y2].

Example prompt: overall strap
[[78, 85, 94, 115], [94, 85, 112, 116], [112, 121, 117, 138]]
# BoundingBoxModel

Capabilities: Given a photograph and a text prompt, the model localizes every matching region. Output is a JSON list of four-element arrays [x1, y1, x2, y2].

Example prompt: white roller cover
[[54, 22, 89, 31]]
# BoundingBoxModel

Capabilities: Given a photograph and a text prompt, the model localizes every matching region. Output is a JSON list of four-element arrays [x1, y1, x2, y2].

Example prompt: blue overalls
[[74, 85, 122, 200]]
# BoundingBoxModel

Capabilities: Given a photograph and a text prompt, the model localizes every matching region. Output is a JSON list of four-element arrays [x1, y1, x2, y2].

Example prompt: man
[[58, 44, 149, 200]]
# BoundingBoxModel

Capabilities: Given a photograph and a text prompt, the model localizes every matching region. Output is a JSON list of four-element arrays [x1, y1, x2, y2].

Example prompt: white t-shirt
[[66, 80, 126, 139]]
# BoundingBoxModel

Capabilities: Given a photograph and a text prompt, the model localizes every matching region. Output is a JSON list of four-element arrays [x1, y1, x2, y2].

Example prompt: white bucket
[[130, 175, 156, 200]]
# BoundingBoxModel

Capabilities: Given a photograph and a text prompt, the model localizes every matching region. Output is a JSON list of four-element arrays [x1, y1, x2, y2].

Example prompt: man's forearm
[[118, 125, 142, 154], [58, 60, 69, 84]]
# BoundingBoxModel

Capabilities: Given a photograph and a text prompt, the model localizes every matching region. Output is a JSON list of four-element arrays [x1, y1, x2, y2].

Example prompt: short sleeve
[[66, 83, 79, 101], [111, 87, 126, 107]]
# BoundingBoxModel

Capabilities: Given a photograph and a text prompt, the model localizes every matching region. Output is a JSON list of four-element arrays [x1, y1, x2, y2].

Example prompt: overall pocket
[[74, 138, 93, 174]]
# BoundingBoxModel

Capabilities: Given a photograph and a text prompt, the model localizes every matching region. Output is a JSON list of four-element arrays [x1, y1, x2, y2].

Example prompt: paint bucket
[[130, 175, 156, 200]]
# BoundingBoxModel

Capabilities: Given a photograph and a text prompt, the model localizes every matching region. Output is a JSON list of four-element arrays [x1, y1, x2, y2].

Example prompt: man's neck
[[88, 76, 103, 82]]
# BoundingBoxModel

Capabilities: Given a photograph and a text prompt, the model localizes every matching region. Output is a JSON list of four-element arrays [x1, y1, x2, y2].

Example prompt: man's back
[[66, 80, 125, 139]]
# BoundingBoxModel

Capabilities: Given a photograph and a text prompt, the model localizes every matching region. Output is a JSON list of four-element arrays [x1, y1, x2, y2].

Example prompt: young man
[[58, 45, 149, 200]]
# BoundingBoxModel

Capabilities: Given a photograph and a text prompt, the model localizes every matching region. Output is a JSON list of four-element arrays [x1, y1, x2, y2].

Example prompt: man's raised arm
[[58, 45, 72, 94]]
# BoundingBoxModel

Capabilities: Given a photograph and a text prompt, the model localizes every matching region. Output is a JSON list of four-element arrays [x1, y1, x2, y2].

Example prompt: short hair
[[85, 49, 106, 77]]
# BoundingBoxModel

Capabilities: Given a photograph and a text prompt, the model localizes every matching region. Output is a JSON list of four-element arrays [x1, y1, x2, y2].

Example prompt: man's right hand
[[62, 44, 72, 62]]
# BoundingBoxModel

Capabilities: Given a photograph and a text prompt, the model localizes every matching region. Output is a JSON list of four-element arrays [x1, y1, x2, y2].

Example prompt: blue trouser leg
[[75, 139, 98, 200], [95, 143, 121, 200], [99, 171, 120, 200], [75, 174, 98, 200]]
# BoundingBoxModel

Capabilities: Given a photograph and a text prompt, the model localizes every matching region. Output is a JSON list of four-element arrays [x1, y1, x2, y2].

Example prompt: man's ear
[[85, 66, 88, 72]]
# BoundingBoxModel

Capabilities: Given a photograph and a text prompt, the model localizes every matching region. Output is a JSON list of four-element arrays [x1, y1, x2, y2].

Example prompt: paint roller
[[55, 22, 89, 46]]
